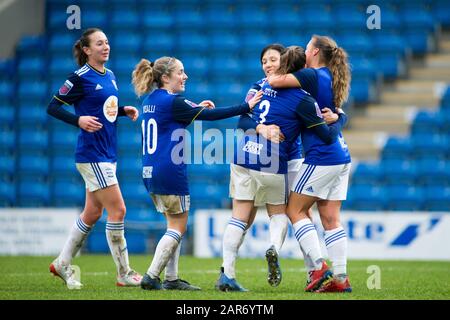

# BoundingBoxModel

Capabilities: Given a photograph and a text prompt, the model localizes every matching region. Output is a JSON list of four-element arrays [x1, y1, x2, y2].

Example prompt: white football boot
[[49, 259, 83, 290], [116, 269, 143, 287]]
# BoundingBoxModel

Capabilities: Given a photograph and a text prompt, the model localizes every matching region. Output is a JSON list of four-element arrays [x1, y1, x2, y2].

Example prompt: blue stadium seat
[[411, 111, 442, 135], [203, 3, 236, 31], [385, 185, 424, 211], [334, 5, 367, 31], [142, 10, 173, 30], [350, 75, 374, 103], [19, 129, 48, 151], [381, 137, 413, 160], [81, 10, 107, 28], [0, 59, 15, 81], [142, 32, 175, 53], [432, 0, 450, 27], [18, 181, 50, 207], [423, 186, 450, 211], [381, 159, 418, 186], [51, 180, 84, 207], [48, 57, 76, 80], [0, 130, 15, 153], [0, 104, 15, 127], [86, 230, 109, 253], [50, 155, 77, 174], [16, 35, 47, 59], [48, 33, 77, 54], [411, 133, 447, 160], [210, 57, 241, 79], [0, 154, 15, 178], [0, 81, 14, 103], [350, 163, 382, 185], [50, 124, 78, 149], [174, 9, 204, 30], [17, 81, 48, 103], [0, 181, 15, 206], [209, 32, 240, 54], [346, 184, 386, 211], [177, 31, 208, 53], [416, 159, 450, 187], [111, 33, 141, 54], [18, 105, 48, 125], [111, 9, 140, 31], [190, 183, 229, 209], [18, 155, 49, 176], [120, 181, 150, 208], [350, 56, 379, 80], [181, 56, 209, 78]]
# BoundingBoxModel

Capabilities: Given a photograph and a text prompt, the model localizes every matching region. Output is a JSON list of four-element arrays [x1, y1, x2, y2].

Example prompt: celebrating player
[[47, 28, 142, 289], [216, 46, 346, 292], [268, 35, 352, 292], [131, 56, 262, 291]]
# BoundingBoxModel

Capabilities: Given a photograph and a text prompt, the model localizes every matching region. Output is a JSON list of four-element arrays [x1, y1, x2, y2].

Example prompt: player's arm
[[297, 96, 347, 145], [47, 73, 83, 127], [47, 73, 102, 132], [268, 68, 318, 94], [172, 92, 262, 124], [267, 73, 300, 88]]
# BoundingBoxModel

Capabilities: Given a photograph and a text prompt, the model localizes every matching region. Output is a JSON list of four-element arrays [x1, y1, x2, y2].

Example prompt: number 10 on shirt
[[142, 118, 158, 155]]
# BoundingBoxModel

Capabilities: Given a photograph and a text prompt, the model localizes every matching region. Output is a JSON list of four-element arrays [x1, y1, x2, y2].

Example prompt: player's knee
[[321, 216, 340, 230]]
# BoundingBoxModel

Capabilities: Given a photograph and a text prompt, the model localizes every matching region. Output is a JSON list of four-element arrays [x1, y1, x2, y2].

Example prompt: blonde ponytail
[[329, 47, 351, 108], [132, 59, 154, 97], [312, 35, 351, 108]]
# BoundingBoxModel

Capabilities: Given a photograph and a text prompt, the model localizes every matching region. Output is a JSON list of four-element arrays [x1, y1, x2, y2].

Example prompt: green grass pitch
[[0, 255, 449, 300]]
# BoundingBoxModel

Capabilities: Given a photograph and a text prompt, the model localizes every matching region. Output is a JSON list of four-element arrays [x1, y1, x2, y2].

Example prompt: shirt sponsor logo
[[142, 166, 153, 178], [103, 95, 118, 123], [59, 80, 73, 96], [242, 141, 263, 155]]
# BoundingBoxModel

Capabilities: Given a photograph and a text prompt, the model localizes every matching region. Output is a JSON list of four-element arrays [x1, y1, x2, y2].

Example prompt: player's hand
[[256, 124, 285, 143], [124, 106, 139, 121], [322, 107, 338, 124], [199, 100, 215, 109], [78, 116, 103, 133], [248, 90, 263, 110]]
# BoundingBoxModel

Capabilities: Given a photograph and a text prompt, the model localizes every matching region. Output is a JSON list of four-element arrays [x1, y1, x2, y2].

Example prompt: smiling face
[[83, 31, 110, 65], [261, 49, 281, 76], [163, 59, 188, 93]]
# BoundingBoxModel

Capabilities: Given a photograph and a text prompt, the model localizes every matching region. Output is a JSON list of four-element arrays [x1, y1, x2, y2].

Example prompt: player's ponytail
[[312, 35, 351, 108], [132, 56, 179, 97], [278, 46, 306, 75], [73, 27, 103, 67], [132, 59, 154, 97]]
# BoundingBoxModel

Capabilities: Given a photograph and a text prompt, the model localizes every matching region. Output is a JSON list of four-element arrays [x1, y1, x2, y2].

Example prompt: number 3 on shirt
[[142, 118, 157, 155], [258, 100, 270, 123]]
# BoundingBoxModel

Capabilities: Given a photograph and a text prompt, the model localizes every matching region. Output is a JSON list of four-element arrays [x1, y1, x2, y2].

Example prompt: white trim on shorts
[[291, 163, 351, 200], [287, 158, 304, 190], [76, 162, 118, 192]]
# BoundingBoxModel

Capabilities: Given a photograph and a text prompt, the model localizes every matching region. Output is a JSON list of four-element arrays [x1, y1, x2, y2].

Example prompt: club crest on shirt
[[184, 99, 198, 108], [103, 95, 118, 122], [59, 80, 73, 96]]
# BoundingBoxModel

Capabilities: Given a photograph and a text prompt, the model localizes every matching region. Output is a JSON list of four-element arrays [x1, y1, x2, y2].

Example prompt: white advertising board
[[0, 209, 78, 255], [194, 210, 450, 260]]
